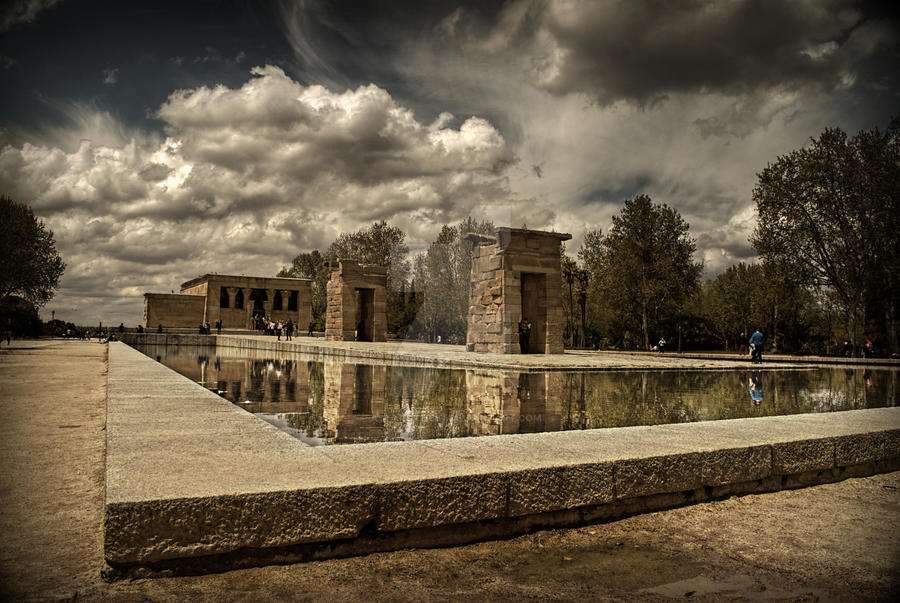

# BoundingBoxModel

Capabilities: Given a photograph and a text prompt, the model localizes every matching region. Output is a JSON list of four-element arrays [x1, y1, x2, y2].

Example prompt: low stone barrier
[[104, 342, 900, 577]]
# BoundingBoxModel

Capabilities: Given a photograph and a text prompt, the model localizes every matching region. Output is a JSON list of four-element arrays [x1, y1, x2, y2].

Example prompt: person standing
[[749, 329, 764, 363], [215, 319, 222, 335], [286, 319, 293, 341], [658, 337, 666, 353], [518, 317, 531, 354], [864, 339, 874, 358]]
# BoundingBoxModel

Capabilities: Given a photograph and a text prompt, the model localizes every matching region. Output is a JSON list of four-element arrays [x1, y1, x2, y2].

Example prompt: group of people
[[258, 317, 294, 341], [844, 339, 876, 358], [736, 330, 765, 362]]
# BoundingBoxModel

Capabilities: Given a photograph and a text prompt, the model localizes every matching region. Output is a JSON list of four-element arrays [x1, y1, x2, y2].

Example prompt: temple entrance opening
[[356, 288, 375, 342], [521, 273, 547, 354], [250, 289, 268, 318]]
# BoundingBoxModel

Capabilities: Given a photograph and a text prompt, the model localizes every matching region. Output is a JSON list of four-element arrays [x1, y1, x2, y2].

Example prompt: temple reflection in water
[[134, 343, 897, 446]]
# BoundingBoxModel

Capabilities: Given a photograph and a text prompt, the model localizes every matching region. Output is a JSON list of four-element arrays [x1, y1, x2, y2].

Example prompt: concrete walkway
[[2, 339, 898, 601]]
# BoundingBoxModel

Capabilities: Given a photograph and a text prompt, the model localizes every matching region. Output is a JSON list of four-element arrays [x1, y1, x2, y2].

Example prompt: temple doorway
[[356, 288, 375, 341], [521, 273, 546, 353], [250, 289, 268, 322]]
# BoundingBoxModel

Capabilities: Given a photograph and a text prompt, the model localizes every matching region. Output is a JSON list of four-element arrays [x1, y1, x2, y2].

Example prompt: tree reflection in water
[[133, 344, 898, 445]]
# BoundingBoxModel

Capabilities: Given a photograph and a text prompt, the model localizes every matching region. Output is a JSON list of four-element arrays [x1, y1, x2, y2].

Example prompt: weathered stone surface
[[377, 475, 507, 531], [773, 438, 835, 474], [616, 453, 703, 499], [325, 259, 388, 342], [833, 432, 887, 466], [105, 486, 377, 564], [466, 227, 571, 355], [508, 463, 614, 515], [701, 445, 771, 486]]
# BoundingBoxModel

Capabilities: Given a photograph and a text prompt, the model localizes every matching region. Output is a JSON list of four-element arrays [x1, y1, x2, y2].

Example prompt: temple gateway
[[466, 228, 572, 354], [143, 274, 313, 330], [141, 227, 570, 355]]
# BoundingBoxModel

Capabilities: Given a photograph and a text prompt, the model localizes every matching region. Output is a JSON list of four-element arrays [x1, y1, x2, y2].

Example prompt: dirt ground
[[1, 339, 898, 602]]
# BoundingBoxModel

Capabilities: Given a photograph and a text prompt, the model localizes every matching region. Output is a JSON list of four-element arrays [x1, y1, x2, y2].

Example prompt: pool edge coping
[[103, 341, 900, 574]]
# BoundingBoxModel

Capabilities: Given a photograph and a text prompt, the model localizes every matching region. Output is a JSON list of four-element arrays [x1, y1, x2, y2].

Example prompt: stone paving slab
[[104, 342, 900, 570]]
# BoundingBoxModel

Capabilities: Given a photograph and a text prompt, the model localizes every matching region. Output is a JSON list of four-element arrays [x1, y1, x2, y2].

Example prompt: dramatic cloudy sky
[[1, 0, 897, 326]]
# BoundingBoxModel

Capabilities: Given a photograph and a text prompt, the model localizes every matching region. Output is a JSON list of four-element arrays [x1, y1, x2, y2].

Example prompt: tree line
[[282, 121, 898, 356], [4, 120, 894, 353]]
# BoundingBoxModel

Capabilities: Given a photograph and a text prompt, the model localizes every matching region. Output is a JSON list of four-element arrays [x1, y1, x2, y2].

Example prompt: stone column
[[243, 288, 252, 328], [281, 290, 290, 313]]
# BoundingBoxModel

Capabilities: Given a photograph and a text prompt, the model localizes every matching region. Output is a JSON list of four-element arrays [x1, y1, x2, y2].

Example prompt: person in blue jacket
[[749, 329, 764, 363]]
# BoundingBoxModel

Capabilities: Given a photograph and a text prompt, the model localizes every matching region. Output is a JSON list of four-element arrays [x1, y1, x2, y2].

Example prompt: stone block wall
[[466, 228, 571, 354], [325, 260, 388, 342], [143, 294, 206, 329]]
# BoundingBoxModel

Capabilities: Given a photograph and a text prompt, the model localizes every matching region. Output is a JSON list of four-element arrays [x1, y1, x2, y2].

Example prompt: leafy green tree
[[278, 250, 329, 329], [560, 251, 588, 347], [752, 121, 900, 352], [577, 229, 614, 347], [0, 196, 66, 308], [597, 195, 703, 350], [328, 221, 411, 334], [412, 217, 494, 342], [703, 263, 759, 349]]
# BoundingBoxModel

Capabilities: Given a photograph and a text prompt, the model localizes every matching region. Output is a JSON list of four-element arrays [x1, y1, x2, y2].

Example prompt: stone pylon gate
[[466, 228, 571, 354], [325, 259, 388, 342]]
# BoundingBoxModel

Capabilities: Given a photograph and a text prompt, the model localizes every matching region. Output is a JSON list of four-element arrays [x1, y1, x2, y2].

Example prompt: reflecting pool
[[133, 343, 898, 446]]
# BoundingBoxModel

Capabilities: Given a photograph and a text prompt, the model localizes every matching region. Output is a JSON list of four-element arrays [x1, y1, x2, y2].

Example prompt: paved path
[[204, 334, 830, 370], [1, 339, 898, 601]]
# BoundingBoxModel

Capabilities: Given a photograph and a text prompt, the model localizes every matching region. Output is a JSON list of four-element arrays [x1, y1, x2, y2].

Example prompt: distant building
[[143, 274, 312, 330]]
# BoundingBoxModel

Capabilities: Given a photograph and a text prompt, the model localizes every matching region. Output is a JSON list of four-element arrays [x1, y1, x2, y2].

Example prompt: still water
[[134, 343, 898, 446]]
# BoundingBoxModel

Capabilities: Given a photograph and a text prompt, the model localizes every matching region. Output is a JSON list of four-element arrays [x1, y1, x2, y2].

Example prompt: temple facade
[[466, 228, 571, 354], [143, 274, 313, 330]]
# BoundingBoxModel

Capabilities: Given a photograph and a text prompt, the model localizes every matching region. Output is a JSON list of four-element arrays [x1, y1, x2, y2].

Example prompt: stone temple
[[466, 228, 571, 354], [143, 274, 312, 330]]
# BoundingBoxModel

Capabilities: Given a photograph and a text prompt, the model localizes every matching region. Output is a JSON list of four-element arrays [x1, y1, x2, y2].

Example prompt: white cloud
[[0, 66, 518, 325]]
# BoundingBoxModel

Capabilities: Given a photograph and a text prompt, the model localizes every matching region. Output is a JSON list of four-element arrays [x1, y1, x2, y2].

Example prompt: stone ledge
[[104, 342, 900, 573]]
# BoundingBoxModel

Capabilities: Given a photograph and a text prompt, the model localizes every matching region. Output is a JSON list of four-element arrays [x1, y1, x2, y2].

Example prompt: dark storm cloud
[[3, 0, 897, 325], [433, 0, 897, 109], [1, 0, 60, 30], [0, 0, 293, 137], [535, 0, 898, 105]]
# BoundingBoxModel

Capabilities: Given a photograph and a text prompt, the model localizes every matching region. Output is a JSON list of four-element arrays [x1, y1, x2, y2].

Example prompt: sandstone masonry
[[143, 274, 312, 331], [325, 260, 388, 342], [466, 228, 571, 354]]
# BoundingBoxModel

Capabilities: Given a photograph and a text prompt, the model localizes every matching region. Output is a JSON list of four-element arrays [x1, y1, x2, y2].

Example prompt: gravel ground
[[1, 339, 897, 602]]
